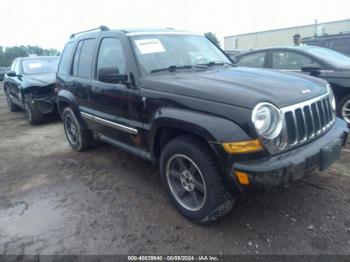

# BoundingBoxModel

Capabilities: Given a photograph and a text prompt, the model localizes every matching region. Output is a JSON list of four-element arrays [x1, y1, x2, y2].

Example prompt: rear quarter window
[[58, 42, 74, 76], [76, 39, 96, 79]]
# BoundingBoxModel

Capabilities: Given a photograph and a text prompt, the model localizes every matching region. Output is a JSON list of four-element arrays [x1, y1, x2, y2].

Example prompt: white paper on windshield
[[28, 63, 42, 69], [135, 39, 166, 54]]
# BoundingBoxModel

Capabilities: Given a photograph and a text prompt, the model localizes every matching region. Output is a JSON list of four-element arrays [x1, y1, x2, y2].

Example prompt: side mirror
[[301, 64, 322, 75], [98, 67, 128, 83], [6, 70, 17, 77]]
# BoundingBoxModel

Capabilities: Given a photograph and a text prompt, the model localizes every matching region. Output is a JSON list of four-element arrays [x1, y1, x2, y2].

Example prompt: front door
[[89, 37, 143, 146]]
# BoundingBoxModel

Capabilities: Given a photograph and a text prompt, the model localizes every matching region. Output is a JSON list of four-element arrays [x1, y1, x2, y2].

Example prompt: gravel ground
[[0, 81, 350, 256]]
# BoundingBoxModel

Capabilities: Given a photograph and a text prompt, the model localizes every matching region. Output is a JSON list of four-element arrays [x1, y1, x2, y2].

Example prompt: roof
[[303, 31, 350, 40], [244, 45, 325, 51], [70, 26, 201, 39], [19, 56, 59, 61]]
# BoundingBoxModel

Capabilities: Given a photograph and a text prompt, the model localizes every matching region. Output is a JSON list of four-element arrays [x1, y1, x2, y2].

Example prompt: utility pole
[[314, 19, 318, 36]]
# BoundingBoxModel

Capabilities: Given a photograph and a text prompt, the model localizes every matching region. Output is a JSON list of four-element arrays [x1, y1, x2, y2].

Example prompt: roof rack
[[70, 25, 109, 39]]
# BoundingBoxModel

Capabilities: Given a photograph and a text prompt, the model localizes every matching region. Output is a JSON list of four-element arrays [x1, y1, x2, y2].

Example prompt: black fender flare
[[57, 90, 88, 129], [149, 107, 252, 158]]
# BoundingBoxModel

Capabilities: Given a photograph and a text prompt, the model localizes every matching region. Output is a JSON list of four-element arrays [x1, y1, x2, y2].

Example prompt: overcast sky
[[0, 0, 349, 50]]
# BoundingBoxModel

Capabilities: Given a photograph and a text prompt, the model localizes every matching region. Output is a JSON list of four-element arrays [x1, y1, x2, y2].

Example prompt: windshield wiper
[[150, 65, 207, 74], [198, 61, 236, 67]]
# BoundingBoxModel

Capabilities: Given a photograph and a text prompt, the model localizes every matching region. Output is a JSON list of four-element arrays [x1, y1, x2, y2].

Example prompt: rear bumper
[[233, 118, 349, 188]]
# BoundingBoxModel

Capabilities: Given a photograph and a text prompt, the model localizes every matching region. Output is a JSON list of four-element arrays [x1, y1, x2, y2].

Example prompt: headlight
[[327, 84, 336, 111], [252, 103, 283, 139]]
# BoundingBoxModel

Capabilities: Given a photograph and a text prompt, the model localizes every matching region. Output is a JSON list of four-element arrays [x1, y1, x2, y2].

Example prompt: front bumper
[[33, 94, 57, 114], [233, 118, 349, 188]]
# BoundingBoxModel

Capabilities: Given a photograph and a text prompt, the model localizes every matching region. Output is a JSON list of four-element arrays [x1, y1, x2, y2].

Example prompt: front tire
[[160, 135, 235, 224], [62, 107, 93, 151], [338, 94, 350, 125], [24, 98, 44, 125]]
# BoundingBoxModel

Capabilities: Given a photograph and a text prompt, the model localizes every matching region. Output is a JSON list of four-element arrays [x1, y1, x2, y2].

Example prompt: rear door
[[270, 49, 332, 83], [69, 38, 97, 109]]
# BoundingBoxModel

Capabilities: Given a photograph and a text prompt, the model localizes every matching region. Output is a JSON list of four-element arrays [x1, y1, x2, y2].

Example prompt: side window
[[272, 51, 319, 70], [10, 60, 17, 71], [96, 38, 126, 75], [76, 39, 96, 79], [58, 42, 74, 76], [15, 61, 21, 74], [329, 39, 350, 56], [72, 41, 83, 76], [237, 52, 266, 68]]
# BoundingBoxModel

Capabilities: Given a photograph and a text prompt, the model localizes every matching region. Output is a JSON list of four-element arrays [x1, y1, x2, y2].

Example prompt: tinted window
[[97, 38, 126, 75], [58, 42, 74, 75], [10, 60, 17, 71], [329, 38, 350, 56], [77, 39, 96, 78], [305, 47, 350, 69], [15, 61, 21, 74], [72, 41, 83, 76], [272, 51, 319, 70], [22, 57, 59, 75], [237, 52, 265, 68]]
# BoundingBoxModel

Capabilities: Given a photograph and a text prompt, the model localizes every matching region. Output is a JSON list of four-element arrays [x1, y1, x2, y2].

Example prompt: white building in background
[[224, 19, 350, 50]]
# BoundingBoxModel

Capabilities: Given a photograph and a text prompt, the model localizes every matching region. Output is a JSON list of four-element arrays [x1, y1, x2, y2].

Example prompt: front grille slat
[[300, 107, 309, 140], [282, 94, 335, 149], [292, 111, 299, 144], [314, 102, 322, 134]]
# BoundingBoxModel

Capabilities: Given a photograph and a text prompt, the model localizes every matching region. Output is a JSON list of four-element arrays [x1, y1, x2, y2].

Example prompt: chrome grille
[[281, 94, 335, 147]]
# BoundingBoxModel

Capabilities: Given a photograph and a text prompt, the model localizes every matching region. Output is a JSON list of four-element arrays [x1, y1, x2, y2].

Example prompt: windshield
[[130, 34, 231, 74], [305, 47, 350, 69], [22, 57, 59, 75]]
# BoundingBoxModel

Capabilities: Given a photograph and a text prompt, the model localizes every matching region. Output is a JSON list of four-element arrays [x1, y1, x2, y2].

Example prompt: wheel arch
[[57, 90, 88, 129], [149, 108, 252, 161]]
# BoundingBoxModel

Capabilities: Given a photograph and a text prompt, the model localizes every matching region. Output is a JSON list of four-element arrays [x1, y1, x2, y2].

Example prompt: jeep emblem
[[301, 89, 311, 94]]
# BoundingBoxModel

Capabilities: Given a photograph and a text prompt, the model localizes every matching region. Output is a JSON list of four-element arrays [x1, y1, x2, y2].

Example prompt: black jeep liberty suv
[[56, 26, 349, 223]]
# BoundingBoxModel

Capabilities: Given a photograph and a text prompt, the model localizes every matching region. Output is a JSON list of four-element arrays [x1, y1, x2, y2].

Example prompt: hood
[[22, 73, 56, 88], [141, 67, 328, 109]]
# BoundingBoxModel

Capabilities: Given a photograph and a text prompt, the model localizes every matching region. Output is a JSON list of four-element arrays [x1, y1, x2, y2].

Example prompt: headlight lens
[[252, 103, 282, 139], [327, 84, 336, 111]]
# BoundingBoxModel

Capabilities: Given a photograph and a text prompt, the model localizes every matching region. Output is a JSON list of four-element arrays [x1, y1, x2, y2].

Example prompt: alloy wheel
[[166, 154, 206, 211], [24, 104, 32, 122], [65, 114, 78, 144], [342, 99, 350, 124]]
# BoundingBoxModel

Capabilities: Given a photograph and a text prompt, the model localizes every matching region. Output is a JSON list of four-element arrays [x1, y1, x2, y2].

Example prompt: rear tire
[[160, 135, 235, 224], [24, 98, 44, 125], [62, 107, 93, 151], [5, 91, 20, 112], [337, 94, 350, 125]]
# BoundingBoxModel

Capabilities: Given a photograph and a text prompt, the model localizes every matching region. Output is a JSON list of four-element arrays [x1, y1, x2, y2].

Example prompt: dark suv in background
[[4, 56, 59, 124], [56, 26, 348, 223], [303, 32, 350, 57], [235, 46, 350, 124]]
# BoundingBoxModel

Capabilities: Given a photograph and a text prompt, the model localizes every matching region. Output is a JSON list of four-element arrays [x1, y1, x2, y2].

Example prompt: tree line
[[0, 45, 61, 67]]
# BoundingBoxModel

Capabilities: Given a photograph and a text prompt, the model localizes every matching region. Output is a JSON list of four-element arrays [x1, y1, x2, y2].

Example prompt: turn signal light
[[222, 139, 263, 154], [235, 171, 250, 185]]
